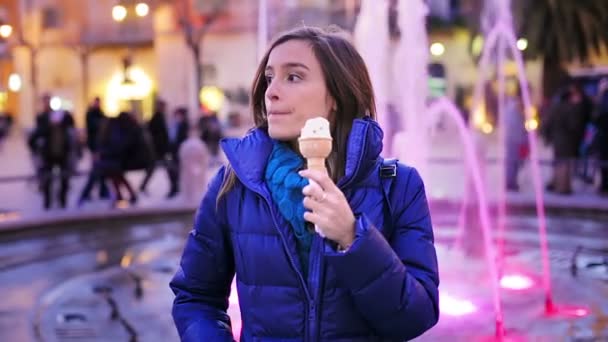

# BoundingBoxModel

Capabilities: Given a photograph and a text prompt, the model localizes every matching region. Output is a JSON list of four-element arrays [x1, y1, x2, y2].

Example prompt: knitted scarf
[[264, 141, 313, 277]]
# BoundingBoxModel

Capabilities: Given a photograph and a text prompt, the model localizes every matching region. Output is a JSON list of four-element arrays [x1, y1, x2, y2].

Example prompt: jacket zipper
[[258, 193, 314, 340], [307, 235, 324, 341]]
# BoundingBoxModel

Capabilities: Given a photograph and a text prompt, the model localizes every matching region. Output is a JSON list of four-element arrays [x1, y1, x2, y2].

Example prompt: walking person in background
[[197, 106, 223, 164], [77, 97, 109, 205], [594, 78, 608, 195], [96, 112, 140, 206], [139, 99, 171, 195], [0, 112, 12, 151], [28, 95, 76, 209], [543, 82, 589, 194], [166, 107, 189, 198], [178, 121, 210, 203], [504, 86, 528, 191], [170, 26, 439, 341], [28, 94, 54, 194]]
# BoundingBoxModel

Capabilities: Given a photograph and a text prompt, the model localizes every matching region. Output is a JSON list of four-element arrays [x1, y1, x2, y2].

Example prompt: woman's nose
[[266, 80, 280, 102]]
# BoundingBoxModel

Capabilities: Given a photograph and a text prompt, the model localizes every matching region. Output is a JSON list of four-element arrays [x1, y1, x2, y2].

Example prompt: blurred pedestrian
[[78, 97, 109, 205], [504, 89, 528, 191], [28, 95, 76, 209], [166, 107, 189, 198], [178, 123, 209, 203], [543, 83, 589, 194], [139, 99, 171, 195], [197, 106, 223, 161], [96, 112, 141, 206], [594, 78, 608, 195], [0, 112, 12, 149]]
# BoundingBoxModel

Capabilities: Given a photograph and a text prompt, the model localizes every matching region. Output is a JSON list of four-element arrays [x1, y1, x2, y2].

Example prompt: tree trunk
[[80, 50, 90, 115], [30, 47, 38, 109], [542, 57, 569, 100], [192, 44, 203, 109]]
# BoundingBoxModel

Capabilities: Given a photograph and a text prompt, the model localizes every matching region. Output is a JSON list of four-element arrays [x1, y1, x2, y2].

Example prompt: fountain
[[391, 0, 430, 179], [468, 0, 554, 314], [359, 0, 589, 338], [354, 0, 389, 154], [426, 98, 505, 338]]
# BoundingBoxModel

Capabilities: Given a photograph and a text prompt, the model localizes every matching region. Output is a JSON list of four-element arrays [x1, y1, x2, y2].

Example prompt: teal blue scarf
[[264, 141, 313, 277]]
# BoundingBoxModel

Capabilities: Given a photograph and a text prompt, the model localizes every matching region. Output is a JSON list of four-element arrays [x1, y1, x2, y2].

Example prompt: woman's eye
[[265, 75, 273, 83], [287, 74, 302, 82]]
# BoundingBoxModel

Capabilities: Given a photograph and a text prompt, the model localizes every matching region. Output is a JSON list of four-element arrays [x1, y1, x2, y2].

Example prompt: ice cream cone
[[298, 137, 332, 173]]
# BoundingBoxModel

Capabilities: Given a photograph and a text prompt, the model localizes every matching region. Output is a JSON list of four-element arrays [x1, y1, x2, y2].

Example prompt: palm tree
[[516, 0, 608, 98]]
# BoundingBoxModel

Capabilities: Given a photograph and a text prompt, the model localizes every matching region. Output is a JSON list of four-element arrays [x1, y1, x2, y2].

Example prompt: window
[[42, 7, 61, 29]]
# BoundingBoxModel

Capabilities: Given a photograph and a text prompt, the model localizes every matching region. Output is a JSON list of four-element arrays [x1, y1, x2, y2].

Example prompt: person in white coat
[[179, 125, 210, 203]]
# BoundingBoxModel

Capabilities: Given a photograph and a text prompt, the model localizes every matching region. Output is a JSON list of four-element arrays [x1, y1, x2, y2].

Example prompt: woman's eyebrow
[[265, 62, 310, 72], [282, 62, 310, 70]]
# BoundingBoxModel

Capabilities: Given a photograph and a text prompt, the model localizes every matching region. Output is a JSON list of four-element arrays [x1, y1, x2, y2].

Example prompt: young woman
[[171, 26, 439, 341]]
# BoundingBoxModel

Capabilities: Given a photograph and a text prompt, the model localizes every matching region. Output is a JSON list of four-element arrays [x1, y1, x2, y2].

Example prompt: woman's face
[[264, 40, 335, 141]]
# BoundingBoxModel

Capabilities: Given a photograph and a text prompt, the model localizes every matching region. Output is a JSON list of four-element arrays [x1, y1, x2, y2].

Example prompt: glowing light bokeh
[[50, 96, 62, 111], [472, 106, 486, 128], [471, 35, 484, 56], [120, 251, 133, 268], [439, 291, 477, 316], [8, 73, 22, 92], [430, 42, 445, 56], [481, 122, 493, 134], [199, 86, 225, 112], [516, 38, 528, 51], [112, 5, 127, 22], [0, 24, 12, 38], [500, 274, 534, 290], [135, 3, 149, 17], [525, 118, 539, 131], [105, 66, 153, 116]]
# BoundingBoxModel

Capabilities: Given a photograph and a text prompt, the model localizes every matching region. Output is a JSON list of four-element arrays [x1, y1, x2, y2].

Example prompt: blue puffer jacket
[[170, 117, 439, 341]]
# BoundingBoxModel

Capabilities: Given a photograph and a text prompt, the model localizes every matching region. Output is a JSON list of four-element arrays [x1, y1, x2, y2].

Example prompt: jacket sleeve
[[170, 166, 236, 342], [324, 165, 439, 341]]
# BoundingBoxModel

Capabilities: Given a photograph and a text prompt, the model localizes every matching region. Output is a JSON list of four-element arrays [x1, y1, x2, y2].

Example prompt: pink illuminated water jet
[[439, 291, 477, 316], [426, 98, 505, 336], [545, 305, 590, 318], [500, 274, 534, 291]]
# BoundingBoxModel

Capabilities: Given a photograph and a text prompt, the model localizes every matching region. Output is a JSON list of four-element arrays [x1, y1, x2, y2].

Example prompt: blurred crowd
[[26, 95, 229, 210], [539, 78, 608, 196], [502, 77, 608, 196], [18, 76, 608, 210]]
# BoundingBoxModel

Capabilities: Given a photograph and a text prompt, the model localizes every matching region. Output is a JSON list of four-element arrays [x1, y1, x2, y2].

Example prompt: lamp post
[[0, 20, 19, 124], [112, 1, 149, 22], [0, 24, 12, 39], [111, 1, 150, 118], [0, 21, 12, 56]]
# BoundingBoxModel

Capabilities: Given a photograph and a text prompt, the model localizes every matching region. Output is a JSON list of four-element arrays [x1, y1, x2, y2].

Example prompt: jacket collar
[[221, 117, 384, 193]]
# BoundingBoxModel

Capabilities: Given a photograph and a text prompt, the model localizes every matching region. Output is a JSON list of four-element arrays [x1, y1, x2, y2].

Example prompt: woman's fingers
[[302, 194, 331, 212], [299, 169, 336, 192], [302, 181, 325, 201], [303, 211, 325, 226]]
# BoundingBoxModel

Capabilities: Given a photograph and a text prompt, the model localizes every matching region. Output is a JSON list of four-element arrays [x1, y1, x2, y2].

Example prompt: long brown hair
[[218, 26, 376, 200]]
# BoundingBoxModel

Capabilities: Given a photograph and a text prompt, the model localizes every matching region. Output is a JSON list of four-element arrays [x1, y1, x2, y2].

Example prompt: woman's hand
[[299, 169, 355, 249]]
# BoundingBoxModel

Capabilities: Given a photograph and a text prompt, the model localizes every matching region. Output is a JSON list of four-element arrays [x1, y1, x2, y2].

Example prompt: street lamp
[[112, 2, 149, 22], [8, 74, 21, 92], [135, 3, 149, 17], [112, 5, 127, 22], [0, 24, 12, 39]]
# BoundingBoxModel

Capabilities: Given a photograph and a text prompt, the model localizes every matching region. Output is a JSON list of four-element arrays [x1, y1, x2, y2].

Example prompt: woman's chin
[[268, 128, 298, 141]]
